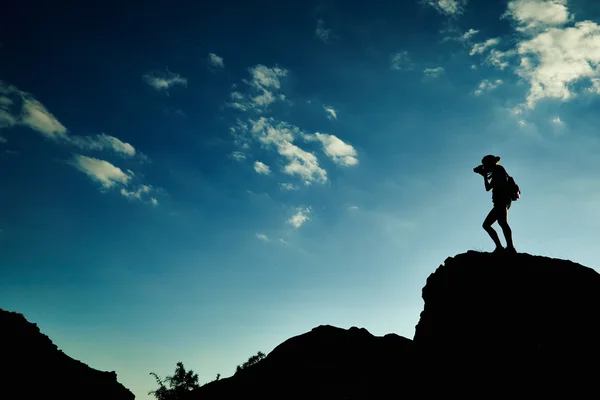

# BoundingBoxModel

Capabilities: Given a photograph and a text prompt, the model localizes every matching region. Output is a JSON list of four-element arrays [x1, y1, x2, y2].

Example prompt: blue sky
[[2, 0, 600, 398]]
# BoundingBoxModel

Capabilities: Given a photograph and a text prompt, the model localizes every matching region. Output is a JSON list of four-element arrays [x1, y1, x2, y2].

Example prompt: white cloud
[[0, 96, 13, 107], [249, 117, 328, 185], [227, 65, 288, 112], [21, 96, 68, 140], [390, 51, 415, 71], [68, 133, 136, 157], [426, 0, 466, 16], [423, 67, 445, 78], [478, 0, 600, 109], [462, 28, 479, 41], [316, 19, 332, 43], [280, 183, 298, 191], [485, 49, 514, 70], [254, 160, 271, 175], [324, 106, 337, 120], [516, 21, 600, 108], [552, 116, 563, 125], [256, 233, 269, 242], [503, 0, 571, 32], [470, 38, 500, 55], [287, 207, 311, 228], [69, 154, 132, 189], [279, 141, 327, 184], [314, 133, 359, 166], [0, 109, 16, 129], [0, 82, 142, 159], [150, 197, 159, 206], [348, 205, 359, 211], [143, 69, 187, 91], [231, 151, 246, 161], [0, 81, 67, 139], [474, 79, 503, 95], [208, 53, 224, 69], [121, 184, 152, 199]]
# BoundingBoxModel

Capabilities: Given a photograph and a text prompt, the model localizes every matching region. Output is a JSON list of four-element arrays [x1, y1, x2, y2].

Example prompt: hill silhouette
[[4, 251, 599, 399], [0, 308, 134, 400], [193, 251, 600, 399]]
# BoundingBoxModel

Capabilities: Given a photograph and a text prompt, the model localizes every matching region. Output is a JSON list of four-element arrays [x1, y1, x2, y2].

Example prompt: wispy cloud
[[0, 81, 146, 160], [390, 51, 415, 71], [0, 82, 69, 140], [280, 183, 298, 191], [423, 67, 445, 79], [121, 184, 152, 199], [256, 233, 270, 242], [324, 105, 337, 120], [316, 19, 332, 43], [313, 133, 359, 166], [208, 53, 224, 69], [227, 65, 288, 112], [287, 207, 311, 228], [425, 0, 467, 17], [470, 38, 500, 55], [68, 133, 137, 157], [462, 28, 479, 41], [69, 155, 132, 189], [231, 151, 246, 161], [233, 116, 359, 185], [552, 116, 563, 125], [474, 79, 503, 96], [70, 154, 159, 204], [0, 136, 7, 143], [143, 69, 188, 92], [254, 160, 271, 175], [248, 117, 327, 185]]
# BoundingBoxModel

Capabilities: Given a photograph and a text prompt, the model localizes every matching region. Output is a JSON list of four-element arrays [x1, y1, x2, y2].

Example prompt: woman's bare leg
[[483, 207, 503, 250], [496, 205, 514, 250]]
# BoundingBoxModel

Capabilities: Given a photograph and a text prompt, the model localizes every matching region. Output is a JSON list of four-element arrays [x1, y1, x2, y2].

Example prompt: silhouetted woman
[[476, 155, 516, 253]]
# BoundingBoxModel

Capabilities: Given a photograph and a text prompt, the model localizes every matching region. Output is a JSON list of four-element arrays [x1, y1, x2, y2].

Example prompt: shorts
[[493, 198, 511, 210]]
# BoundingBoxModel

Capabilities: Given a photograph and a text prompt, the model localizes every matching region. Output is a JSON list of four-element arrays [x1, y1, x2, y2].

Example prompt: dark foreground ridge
[[194, 251, 600, 399], [0, 308, 134, 400]]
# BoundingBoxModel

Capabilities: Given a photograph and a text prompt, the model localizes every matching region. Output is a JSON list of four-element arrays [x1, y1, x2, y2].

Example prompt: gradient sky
[[2, 0, 600, 398]]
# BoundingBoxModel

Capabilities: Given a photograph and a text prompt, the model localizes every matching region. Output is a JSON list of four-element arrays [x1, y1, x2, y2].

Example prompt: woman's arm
[[483, 174, 492, 191]]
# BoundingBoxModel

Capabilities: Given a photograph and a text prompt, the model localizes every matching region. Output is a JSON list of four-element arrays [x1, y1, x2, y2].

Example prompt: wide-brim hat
[[482, 155, 500, 165]]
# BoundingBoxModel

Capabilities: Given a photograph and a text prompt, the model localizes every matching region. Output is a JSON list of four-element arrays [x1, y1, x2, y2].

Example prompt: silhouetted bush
[[149, 362, 199, 400], [236, 351, 266, 373]]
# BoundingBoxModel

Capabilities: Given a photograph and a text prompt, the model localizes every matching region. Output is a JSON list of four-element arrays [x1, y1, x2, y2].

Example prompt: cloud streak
[[227, 65, 288, 112], [254, 161, 272, 175], [287, 207, 311, 228], [143, 69, 188, 92], [208, 53, 224, 69], [69, 155, 132, 189]]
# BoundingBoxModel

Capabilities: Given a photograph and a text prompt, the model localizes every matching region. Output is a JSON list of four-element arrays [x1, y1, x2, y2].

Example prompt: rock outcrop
[[414, 251, 600, 397], [0, 308, 134, 400], [193, 251, 600, 399]]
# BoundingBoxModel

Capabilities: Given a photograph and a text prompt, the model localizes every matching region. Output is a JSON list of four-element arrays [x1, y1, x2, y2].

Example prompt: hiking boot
[[493, 246, 505, 254], [505, 246, 517, 254]]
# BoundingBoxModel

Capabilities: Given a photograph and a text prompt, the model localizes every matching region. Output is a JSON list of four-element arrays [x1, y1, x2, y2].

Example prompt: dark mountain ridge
[[194, 251, 600, 399], [4, 251, 599, 399], [0, 308, 134, 400]]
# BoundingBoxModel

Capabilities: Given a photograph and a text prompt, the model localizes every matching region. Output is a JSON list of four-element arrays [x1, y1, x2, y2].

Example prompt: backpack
[[507, 175, 520, 201]]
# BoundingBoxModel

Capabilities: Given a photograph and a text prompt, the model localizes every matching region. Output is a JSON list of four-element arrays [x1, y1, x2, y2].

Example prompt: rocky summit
[[0, 308, 134, 400]]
